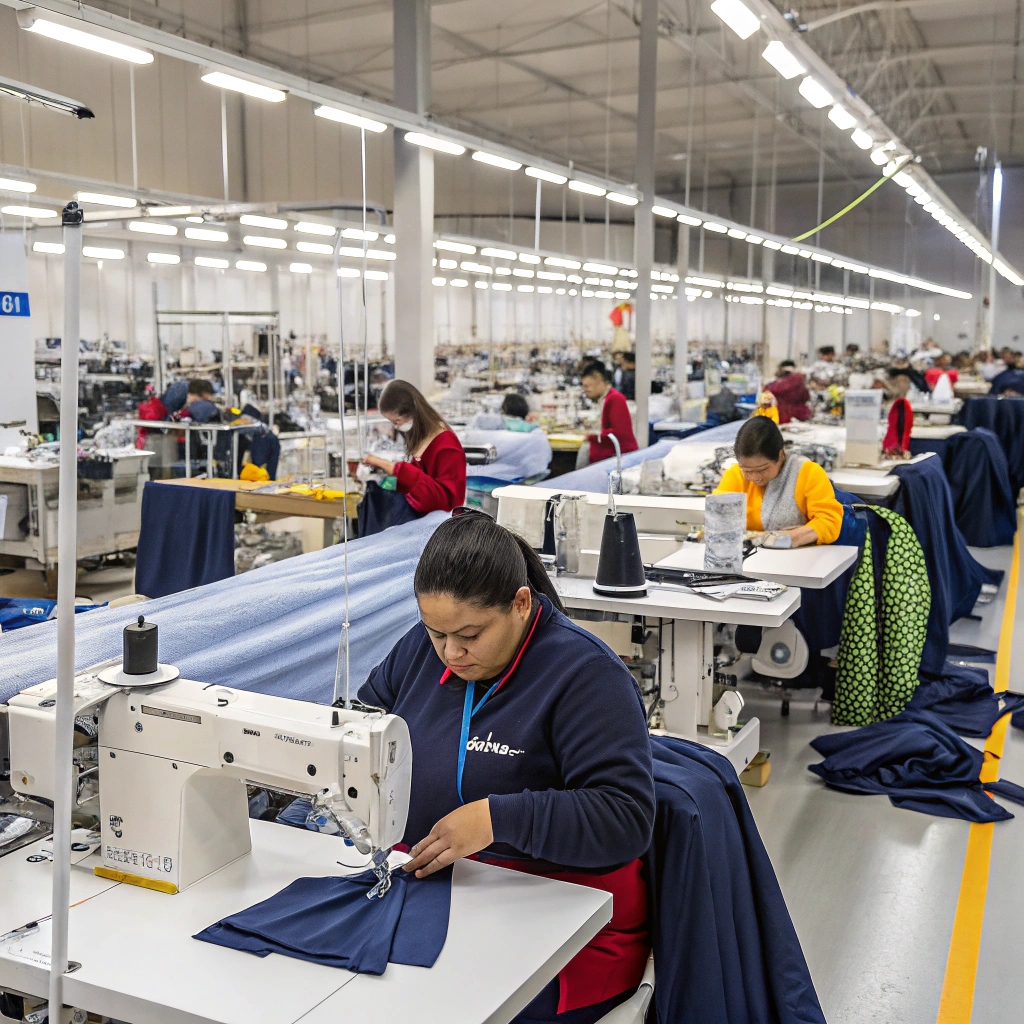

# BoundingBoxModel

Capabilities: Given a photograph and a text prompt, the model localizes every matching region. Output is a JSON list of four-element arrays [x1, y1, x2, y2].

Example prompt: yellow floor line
[[935, 531, 1020, 1024]]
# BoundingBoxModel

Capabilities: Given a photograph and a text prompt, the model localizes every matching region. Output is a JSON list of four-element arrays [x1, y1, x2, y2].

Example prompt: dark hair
[[845, 343, 860, 353], [623, 352, 636, 364], [581, 361, 609, 382], [378, 379, 449, 456], [414, 515, 564, 612], [735, 416, 785, 461], [501, 392, 530, 419], [818, 346, 835, 357], [188, 378, 214, 397], [778, 360, 796, 371]]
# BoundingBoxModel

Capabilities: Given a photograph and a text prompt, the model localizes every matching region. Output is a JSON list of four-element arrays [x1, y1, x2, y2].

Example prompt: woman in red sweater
[[361, 380, 466, 528]]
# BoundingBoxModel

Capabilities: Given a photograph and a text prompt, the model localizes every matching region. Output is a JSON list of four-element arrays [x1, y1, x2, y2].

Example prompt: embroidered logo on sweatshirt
[[467, 732, 525, 757]]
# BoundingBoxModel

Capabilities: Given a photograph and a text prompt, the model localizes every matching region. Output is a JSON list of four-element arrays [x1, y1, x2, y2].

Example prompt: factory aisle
[[745, 535, 1024, 1024]]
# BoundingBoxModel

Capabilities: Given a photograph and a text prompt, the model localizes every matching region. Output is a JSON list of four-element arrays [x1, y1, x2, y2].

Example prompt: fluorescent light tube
[[434, 240, 476, 254], [583, 262, 618, 274], [518, 253, 542, 264], [365, 270, 389, 281], [404, 132, 465, 155], [129, 220, 177, 235], [828, 105, 857, 130], [473, 151, 522, 170], [240, 214, 287, 229], [703, 222, 728, 233], [450, 279, 469, 288], [236, 260, 267, 272], [851, 128, 873, 150], [544, 256, 582, 269], [525, 167, 568, 184], [2, 206, 56, 218], [607, 192, 639, 206], [727, 228, 747, 239], [33, 241, 64, 254], [296, 241, 333, 255], [710, 0, 761, 40], [481, 247, 517, 259], [0, 177, 35, 193], [147, 252, 180, 264], [289, 263, 313, 274], [313, 105, 386, 132], [19, 14, 154, 65], [653, 205, 677, 217], [196, 256, 230, 268], [185, 227, 229, 241], [244, 235, 287, 249], [568, 180, 607, 196], [677, 214, 703, 226], [338, 247, 395, 260], [798, 76, 833, 109], [201, 72, 285, 102], [761, 40, 804, 80], [298, 222, 338, 236], [83, 246, 124, 259], [76, 191, 136, 208], [870, 147, 890, 166]]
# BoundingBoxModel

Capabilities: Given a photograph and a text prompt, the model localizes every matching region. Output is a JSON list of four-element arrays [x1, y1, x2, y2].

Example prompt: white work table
[[653, 543, 859, 590], [0, 821, 610, 1024]]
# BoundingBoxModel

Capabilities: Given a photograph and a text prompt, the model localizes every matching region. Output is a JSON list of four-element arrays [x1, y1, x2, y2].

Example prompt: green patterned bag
[[832, 506, 930, 726]]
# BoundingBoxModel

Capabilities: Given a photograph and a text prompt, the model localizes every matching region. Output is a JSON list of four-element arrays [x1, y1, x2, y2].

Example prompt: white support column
[[393, 0, 435, 393], [987, 161, 1003, 351], [633, 0, 658, 448], [675, 222, 690, 403]]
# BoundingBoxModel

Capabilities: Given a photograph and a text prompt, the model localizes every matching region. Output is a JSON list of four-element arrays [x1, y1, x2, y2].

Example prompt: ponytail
[[415, 514, 565, 613]]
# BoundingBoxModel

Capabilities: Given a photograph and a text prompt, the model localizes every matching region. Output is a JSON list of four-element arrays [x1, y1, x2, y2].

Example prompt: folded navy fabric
[[194, 866, 452, 974], [908, 667, 1015, 738], [809, 709, 1019, 823]]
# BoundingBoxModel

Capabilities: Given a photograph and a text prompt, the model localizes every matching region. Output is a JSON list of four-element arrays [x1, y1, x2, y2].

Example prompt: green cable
[[790, 169, 897, 245]]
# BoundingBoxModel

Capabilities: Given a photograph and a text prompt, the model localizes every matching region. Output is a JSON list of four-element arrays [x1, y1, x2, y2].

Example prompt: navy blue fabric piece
[[957, 396, 1024, 495], [988, 368, 1024, 397], [942, 429, 1017, 547], [135, 482, 236, 598], [249, 430, 281, 479], [513, 979, 632, 1024], [647, 736, 825, 1024], [808, 709, 1016, 823], [360, 594, 655, 871], [983, 779, 1024, 807], [187, 399, 221, 424], [357, 480, 421, 537], [908, 667, 1009, 738], [161, 380, 189, 415], [275, 798, 316, 830], [193, 867, 452, 973], [891, 457, 1003, 675]]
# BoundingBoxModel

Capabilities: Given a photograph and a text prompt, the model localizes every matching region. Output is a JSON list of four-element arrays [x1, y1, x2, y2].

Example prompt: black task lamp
[[593, 470, 647, 597]]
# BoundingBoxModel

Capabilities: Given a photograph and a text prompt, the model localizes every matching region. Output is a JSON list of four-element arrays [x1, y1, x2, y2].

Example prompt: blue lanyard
[[456, 679, 502, 804]]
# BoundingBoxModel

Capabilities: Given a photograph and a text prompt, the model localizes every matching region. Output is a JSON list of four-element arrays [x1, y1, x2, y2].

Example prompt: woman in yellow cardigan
[[714, 416, 844, 548]]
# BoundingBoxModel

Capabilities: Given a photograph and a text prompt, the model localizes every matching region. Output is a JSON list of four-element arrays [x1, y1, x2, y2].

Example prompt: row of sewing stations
[[1, 382, 1016, 1024]]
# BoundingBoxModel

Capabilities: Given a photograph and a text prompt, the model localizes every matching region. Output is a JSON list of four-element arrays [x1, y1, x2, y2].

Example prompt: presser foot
[[366, 848, 392, 900]]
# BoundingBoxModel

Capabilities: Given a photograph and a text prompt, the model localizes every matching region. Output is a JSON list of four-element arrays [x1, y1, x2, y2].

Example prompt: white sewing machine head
[[5, 673, 411, 895]]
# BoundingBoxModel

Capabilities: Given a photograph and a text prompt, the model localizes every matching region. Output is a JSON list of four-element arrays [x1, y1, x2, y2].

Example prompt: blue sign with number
[[0, 292, 30, 317]]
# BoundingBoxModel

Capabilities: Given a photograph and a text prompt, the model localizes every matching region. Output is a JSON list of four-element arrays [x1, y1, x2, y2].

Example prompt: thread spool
[[123, 615, 158, 675]]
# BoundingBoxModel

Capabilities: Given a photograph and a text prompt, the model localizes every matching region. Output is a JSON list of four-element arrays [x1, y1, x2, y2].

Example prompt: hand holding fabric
[[363, 452, 396, 475], [403, 799, 493, 878]]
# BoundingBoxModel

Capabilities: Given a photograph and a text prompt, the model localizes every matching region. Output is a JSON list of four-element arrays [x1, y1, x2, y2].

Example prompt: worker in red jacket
[[581, 361, 639, 466], [765, 361, 812, 424], [360, 380, 466, 534]]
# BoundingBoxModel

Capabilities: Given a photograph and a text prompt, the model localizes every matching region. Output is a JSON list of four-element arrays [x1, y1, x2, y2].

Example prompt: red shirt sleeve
[[601, 389, 639, 452], [393, 430, 466, 514]]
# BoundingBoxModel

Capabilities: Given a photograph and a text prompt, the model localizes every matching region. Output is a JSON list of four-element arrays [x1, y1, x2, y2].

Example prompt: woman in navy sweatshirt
[[359, 511, 655, 1024]]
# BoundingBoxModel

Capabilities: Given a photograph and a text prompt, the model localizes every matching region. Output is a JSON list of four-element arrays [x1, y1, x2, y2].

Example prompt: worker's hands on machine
[[755, 525, 819, 549], [402, 799, 494, 878], [362, 452, 397, 475]]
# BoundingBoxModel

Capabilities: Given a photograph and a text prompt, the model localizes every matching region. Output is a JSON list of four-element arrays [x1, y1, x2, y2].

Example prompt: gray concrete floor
[[744, 543, 1022, 1024]]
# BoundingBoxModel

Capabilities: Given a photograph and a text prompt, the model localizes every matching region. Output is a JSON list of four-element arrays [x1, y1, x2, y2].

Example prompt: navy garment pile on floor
[[135, 482, 236, 598], [647, 736, 826, 1024], [957, 396, 1024, 495], [909, 666, 1022, 738], [942, 429, 1017, 547], [193, 865, 452, 974], [890, 457, 1003, 674], [809, 709, 1024, 823]]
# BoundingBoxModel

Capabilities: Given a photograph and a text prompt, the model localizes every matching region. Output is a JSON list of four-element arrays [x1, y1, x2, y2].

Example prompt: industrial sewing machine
[[2, 662, 412, 896]]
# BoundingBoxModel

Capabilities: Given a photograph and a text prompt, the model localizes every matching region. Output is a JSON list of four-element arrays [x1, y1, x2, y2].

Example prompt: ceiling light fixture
[[607, 192, 639, 206], [703, 222, 728, 233], [0, 75, 93, 118], [18, 12, 154, 64], [289, 263, 313, 274], [83, 246, 124, 259], [851, 128, 873, 150], [298, 222, 338, 236], [568, 180, 606, 196], [870, 147, 891, 166], [240, 214, 287, 230], [185, 227, 229, 241], [0, 177, 36, 193], [404, 132, 465, 155], [481, 246, 517, 259], [33, 241, 65, 254], [434, 240, 476, 254], [761, 40, 805, 79], [677, 214, 703, 226], [652, 205, 678, 218], [827, 105, 857, 130], [710, 0, 761, 39], [472, 151, 522, 170], [201, 71, 285, 102], [244, 235, 287, 249], [296, 241, 334, 255], [76, 191, 136, 208], [147, 252, 180, 264], [196, 256, 229, 268], [2, 205, 57, 218], [798, 76, 833, 109], [583, 261, 618, 274], [129, 220, 177, 235], [236, 260, 268, 272], [313, 105, 386, 132], [525, 167, 568, 184]]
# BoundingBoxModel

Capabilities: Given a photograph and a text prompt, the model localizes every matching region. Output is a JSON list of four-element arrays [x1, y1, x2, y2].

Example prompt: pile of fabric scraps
[[194, 865, 452, 975], [810, 667, 1024, 823], [234, 521, 303, 574]]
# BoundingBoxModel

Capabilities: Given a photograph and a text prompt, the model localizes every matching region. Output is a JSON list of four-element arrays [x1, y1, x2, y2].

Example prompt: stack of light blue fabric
[[460, 427, 553, 483], [0, 514, 446, 705]]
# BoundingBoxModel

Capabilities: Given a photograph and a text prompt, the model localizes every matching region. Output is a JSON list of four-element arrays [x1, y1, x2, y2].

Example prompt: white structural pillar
[[393, 0, 435, 392], [633, 0, 658, 448], [987, 160, 1003, 351], [675, 222, 690, 403]]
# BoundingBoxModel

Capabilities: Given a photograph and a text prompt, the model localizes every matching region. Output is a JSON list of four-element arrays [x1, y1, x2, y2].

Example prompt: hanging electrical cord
[[360, 126, 370, 457], [791, 156, 911, 242]]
